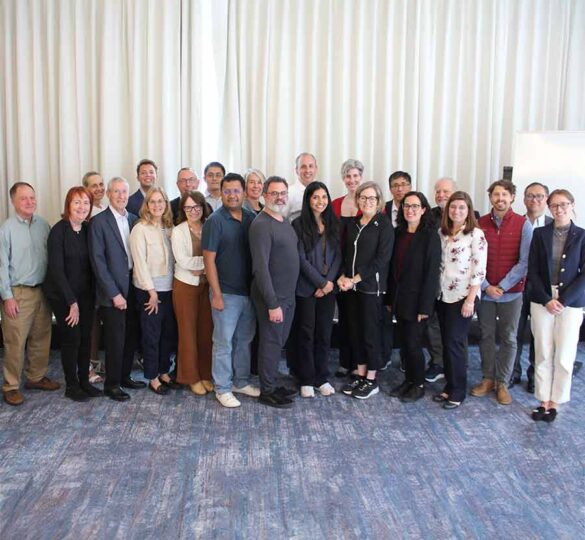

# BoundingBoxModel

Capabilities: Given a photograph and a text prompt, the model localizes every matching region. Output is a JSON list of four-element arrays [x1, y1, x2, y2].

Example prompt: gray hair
[[434, 177, 457, 190], [244, 168, 266, 185], [176, 167, 197, 182], [107, 176, 130, 190], [82, 171, 101, 187], [295, 152, 317, 169], [340, 159, 364, 178]]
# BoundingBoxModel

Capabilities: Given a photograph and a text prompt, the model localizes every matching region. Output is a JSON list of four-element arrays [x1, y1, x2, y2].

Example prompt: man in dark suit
[[170, 167, 200, 224], [511, 181, 553, 392], [89, 177, 146, 401], [127, 159, 158, 216]]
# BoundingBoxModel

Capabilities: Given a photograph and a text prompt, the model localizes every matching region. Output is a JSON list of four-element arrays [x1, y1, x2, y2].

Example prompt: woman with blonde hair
[[129, 186, 179, 395]]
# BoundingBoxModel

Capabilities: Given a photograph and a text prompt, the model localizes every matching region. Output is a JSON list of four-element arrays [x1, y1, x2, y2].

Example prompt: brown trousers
[[172, 278, 213, 384], [1, 286, 52, 392]]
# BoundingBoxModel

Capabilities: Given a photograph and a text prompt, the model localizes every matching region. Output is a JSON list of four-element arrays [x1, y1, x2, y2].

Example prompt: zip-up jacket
[[341, 212, 394, 295]]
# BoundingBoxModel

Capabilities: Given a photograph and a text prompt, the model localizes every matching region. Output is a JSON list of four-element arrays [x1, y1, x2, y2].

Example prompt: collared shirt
[[109, 205, 133, 270], [527, 213, 547, 229], [0, 214, 50, 299], [201, 205, 255, 295], [205, 194, 222, 212], [390, 200, 400, 228], [91, 204, 107, 217], [481, 213, 533, 303], [286, 181, 306, 222]]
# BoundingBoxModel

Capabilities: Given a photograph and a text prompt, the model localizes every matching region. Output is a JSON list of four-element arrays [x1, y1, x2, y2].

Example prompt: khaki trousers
[[1, 286, 52, 392]]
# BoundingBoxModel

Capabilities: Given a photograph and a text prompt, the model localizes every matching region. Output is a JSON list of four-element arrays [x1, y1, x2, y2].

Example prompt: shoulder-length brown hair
[[62, 186, 93, 221], [139, 186, 174, 228], [177, 190, 211, 225], [440, 191, 478, 236]]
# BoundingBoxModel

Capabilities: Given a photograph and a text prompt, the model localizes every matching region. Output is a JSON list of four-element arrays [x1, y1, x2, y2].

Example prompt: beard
[[265, 201, 289, 216]]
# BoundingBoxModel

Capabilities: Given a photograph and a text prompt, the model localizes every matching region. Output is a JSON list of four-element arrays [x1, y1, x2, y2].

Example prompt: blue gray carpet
[[1, 345, 584, 539]]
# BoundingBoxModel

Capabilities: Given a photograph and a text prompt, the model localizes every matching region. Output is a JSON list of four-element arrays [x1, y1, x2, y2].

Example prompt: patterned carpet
[[1, 345, 584, 539]]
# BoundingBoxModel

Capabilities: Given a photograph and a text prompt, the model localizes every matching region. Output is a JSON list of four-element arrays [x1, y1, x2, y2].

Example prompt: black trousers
[[294, 293, 336, 386], [437, 299, 474, 402], [513, 291, 535, 382], [337, 293, 355, 371], [252, 287, 295, 394], [343, 291, 383, 371], [50, 293, 93, 388], [100, 282, 139, 390], [396, 317, 427, 385], [136, 289, 177, 380]]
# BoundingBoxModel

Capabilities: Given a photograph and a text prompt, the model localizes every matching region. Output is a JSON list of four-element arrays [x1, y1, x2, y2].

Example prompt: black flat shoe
[[149, 381, 169, 395], [259, 392, 293, 409], [531, 406, 546, 421], [432, 392, 449, 403], [275, 386, 297, 398], [400, 385, 425, 403], [543, 408, 557, 423], [160, 378, 182, 390], [120, 377, 147, 389], [104, 387, 130, 401], [388, 380, 411, 398], [443, 400, 461, 410]]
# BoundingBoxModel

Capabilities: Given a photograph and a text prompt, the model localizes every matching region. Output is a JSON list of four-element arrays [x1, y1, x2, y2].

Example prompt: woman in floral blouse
[[434, 191, 487, 409]]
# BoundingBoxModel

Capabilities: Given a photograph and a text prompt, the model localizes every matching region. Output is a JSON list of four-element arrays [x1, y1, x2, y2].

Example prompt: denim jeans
[[211, 293, 256, 394]]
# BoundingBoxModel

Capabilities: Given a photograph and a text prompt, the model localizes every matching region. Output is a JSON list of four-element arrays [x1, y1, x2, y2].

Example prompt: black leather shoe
[[400, 384, 425, 403], [80, 382, 103, 398], [275, 386, 297, 398], [65, 386, 90, 402], [543, 408, 557, 423], [104, 387, 131, 401], [149, 380, 169, 395], [160, 378, 182, 390], [120, 378, 146, 389], [531, 406, 546, 421], [259, 392, 293, 409], [388, 380, 411, 398]]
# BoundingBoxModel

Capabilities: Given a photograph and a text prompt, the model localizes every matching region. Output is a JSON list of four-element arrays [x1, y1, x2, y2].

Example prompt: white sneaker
[[216, 391, 241, 408], [232, 384, 261, 397], [318, 382, 336, 396], [300, 385, 315, 398]]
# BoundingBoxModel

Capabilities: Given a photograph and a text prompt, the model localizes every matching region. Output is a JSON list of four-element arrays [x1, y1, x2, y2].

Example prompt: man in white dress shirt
[[286, 152, 318, 222]]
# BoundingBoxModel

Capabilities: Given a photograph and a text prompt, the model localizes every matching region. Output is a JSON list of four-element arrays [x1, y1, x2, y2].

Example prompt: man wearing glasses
[[249, 177, 300, 409], [202, 173, 259, 408], [170, 168, 200, 224], [511, 182, 552, 392], [384, 171, 412, 227]]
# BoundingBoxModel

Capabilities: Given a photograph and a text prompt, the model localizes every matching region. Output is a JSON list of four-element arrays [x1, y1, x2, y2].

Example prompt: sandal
[[432, 392, 449, 403], [88, 369, 103, 384]]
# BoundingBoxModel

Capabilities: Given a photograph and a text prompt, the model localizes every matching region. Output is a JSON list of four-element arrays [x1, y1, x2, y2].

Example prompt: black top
[[44, 220, 94, 305]]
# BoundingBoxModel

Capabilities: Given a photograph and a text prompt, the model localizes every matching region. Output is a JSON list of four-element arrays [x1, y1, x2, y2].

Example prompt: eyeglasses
[[391, 182, 410, 189], [359, 196, 378, 204], [525, 194, 546, 201], [222, 189, 243, 196], [184, 205, 203, 213], [179, 177, 197, 184], [267, 190, 288, 198], [403, 203, 422, 211], [549, 202, 572, 211]]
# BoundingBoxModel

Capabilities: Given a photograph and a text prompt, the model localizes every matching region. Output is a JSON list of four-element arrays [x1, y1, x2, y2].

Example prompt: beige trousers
[[1, 286, 52, 392]]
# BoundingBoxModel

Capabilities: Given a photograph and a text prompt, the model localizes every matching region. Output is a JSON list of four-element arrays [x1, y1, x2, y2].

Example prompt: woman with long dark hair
[[528, 189, 585, 422], [292, 182, 341, 397], [434, 192, 487, 409], [44, 187, 102, 401], [388, 191, 441, 403]]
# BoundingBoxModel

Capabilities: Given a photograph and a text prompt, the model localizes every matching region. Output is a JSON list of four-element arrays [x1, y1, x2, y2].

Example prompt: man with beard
[[249, 176, 300, 408]]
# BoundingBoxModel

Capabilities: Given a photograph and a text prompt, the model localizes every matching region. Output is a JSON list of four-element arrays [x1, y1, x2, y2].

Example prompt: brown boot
[[3, 389, 24, 406], [24, 377, 61, 391], [496, 383, 513, 405], [470, 378, 495, 397]]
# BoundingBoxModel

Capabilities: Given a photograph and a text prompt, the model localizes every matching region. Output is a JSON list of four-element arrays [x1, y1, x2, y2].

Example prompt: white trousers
[[530, 287, 583, 404]]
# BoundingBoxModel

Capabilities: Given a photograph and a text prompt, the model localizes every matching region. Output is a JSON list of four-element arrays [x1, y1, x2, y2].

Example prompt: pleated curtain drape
[[1, 0, 584, 222]]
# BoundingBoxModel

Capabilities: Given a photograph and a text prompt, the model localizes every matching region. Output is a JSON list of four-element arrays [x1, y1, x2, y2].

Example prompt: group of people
[[1, 153, 583, 422]]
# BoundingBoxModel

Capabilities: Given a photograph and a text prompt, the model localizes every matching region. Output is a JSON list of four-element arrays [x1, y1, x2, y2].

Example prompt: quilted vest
[[479, 210, 526, 293]]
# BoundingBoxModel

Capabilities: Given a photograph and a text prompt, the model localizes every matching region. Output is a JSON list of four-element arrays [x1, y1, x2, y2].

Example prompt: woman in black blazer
[[528, 189, 585, 422], [44, 187, 101, 401], [387, 191, 441, 403]]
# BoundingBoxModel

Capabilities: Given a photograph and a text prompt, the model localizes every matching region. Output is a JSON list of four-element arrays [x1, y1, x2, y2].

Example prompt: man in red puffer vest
[[471, 180, 533, 405]]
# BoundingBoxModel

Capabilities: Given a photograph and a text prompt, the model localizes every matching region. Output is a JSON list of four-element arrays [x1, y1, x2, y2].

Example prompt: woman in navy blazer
[[44, 187, 101, 402], [528, 189, 585, 422], [387, 191, 441, 403], [291, 182, 341, 398]]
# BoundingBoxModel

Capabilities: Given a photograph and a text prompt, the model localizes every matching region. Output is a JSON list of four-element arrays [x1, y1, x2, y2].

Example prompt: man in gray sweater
[[249, 176, 300, 408]]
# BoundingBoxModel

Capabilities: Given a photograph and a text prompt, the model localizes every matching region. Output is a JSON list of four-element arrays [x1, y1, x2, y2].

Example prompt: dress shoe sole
[[259, 398, 293, 409]]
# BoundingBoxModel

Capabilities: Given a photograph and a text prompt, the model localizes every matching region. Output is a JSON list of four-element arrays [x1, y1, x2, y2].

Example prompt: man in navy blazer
[[89, 176, 145, 401], [127, 158, 158, 216]]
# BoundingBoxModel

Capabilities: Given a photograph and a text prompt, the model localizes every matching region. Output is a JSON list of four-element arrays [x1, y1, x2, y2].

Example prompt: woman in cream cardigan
[[129, 186, 179, 395], [171, 190, 214, 395]]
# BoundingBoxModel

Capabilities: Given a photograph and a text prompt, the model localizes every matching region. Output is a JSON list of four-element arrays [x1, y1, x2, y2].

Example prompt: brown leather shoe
[[24, 377, 61, 391], [496, 383, 513, 405], [470, 378, 495, 397], [4, 389, 24, 406]]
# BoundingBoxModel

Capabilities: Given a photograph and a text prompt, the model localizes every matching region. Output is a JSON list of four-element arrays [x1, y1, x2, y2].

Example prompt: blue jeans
[[211, 293, 256, 394]]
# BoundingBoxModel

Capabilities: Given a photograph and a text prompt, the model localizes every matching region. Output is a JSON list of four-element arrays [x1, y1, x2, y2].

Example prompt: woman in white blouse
[[171, 191, 214, 396], [434, 191, 487, 409], [129, 187, 179, 395]]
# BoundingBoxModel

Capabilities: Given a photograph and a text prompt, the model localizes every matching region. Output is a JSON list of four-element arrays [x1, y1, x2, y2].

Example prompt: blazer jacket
[[89, 207, 138, 307], [527, 221, 585, 308], [388, 226, 441, 321]]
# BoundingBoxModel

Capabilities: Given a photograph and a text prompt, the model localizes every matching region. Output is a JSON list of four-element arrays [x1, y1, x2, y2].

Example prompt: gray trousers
[[252, 288, 295, 394], [477, 297, 523, 384]]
